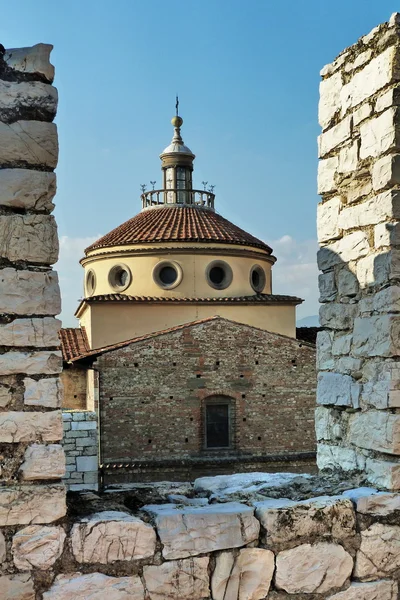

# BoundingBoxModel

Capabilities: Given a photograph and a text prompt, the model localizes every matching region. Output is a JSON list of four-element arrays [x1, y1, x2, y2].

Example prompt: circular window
[[153, 261, 183, 289], [108, 264, 132, 291], [206, 260, 233, 290], [86, 269, 96, 296], [250, 264, 266, 293]]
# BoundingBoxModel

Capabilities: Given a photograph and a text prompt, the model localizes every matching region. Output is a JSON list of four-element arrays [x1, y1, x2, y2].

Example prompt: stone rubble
[[12, 525, 66, 570]]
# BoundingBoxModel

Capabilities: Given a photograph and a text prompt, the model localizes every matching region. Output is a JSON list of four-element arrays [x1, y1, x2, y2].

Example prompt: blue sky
[[2, 0, 399, 326]]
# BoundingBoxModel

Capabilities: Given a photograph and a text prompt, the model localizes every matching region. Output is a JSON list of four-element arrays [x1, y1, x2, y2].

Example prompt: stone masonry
[[62, 411, 98, 491], [317, 13, 400, 490], [0, 43, 66, 596]]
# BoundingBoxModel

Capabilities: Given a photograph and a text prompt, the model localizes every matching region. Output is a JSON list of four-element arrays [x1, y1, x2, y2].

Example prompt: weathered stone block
[[318, 116, 351, 158], [24, 377, 63, 408], [317, 197, 341, 242], [0, 411, 62, 442], [0, 80, 57, 122], [0, 214, 58, 263], [372, 154, 400, 190], [317, 371, 359, 407], [0, 317, 60, 347], [211, 548, 274, 600], [318, 231, 370, 270], [359, 286, 400, 315], [0, 573, 35, 600], [317, 443, 366, 472], [317, 157, 339, 194], [353, 102, 372, 125], [348, 410, 400, 455], [366, 458, 400, 490], [337, 268, 359, 297], [319, 271, 337, 302], [332, 333, 353, 355], [0, 268, 60, 316], [319, 303, 358, 330], [143, 502, 259, 559], [275, 542, 353, 594], [319, 71, 342, 129], [12, 525, 66, 570], [338, 190, 400, 230], [0, 350, 62, 375], [4, 43, 55, 82], [316, 330, 334, 370], [361, 361, 400, 409], [360, 108, 400, 159], [327, 580, 398, 600], [71, 511, 156, 564], [0, 121, 58, 168], [143, 557, 209, 600], [375, 221, 400, 247], [0, 484, 66, 526], [340, 47, 398, 114], [356, 492, 400, 515], [354, 523, 400, 579], [255, 495, 355, 549], [43, 573, 144, 600], [0, 169, 56, 211], [315, 407, 346, 442], [352, 315, 400, 357], [338, 142, 358, 173], [356, 250, 400, 287], [20, 444, 65, 480]]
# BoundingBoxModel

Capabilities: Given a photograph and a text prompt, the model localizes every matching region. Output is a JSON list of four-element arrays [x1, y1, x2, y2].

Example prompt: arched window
[[204, 396, 234, 449]]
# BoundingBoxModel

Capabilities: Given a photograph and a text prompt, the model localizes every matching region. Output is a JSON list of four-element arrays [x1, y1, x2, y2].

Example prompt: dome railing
[[141, 189, 215, 210]]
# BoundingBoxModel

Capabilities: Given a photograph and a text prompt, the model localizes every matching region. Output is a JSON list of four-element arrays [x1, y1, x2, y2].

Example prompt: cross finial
[[176, 95, 179, 116]]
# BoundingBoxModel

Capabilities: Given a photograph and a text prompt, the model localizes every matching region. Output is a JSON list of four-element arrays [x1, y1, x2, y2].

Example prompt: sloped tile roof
[[59, 327, 90, 362], [85, 206, 272, 253]]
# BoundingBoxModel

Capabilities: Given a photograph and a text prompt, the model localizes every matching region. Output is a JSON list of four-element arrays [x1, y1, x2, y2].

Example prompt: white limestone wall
[[317, 14, 400, 489], [63, 411, 98, 491], [0, 43, 66, 595]]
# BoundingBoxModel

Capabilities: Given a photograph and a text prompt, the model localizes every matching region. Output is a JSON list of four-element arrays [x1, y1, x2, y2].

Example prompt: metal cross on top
[[176, 95, 179, 116]]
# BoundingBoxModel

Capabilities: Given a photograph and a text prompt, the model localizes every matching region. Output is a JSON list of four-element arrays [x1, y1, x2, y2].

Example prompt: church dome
[[85, 206, 272, 254]]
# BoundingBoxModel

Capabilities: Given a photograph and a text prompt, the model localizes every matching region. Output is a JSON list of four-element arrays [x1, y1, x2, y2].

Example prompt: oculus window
[[153, 260, 183, 290], [206, 260, 233, 290], [108, 264, 131, 292], [250, 264, 266, 293]]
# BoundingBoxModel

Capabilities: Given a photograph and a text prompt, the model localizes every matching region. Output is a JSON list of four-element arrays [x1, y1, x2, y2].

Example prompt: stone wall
[[0, 41, 66, 595], [62, 411, 98, 491], [317, 13, 400, 490], [1, 471, 399, 599], [96, 317, 316, 483], [60, 366, 87, 410]]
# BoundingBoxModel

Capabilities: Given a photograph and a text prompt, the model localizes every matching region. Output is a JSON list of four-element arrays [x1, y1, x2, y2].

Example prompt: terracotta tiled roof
[[75, 293, 302, 316], [59, 327, 90, 362], [85, 206, 272, 253]]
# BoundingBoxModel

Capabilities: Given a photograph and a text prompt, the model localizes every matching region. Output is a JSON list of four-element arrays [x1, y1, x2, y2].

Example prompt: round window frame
[[108, 263, 132, 292], [85, 269, 96, 296], [250, 264, 266, 293], [206, 260, 233, 291], [153, 260, 183, 290]]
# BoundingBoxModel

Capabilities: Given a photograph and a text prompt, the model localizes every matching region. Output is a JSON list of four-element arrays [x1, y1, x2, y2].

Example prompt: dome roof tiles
[[85, 206, 272, 254]]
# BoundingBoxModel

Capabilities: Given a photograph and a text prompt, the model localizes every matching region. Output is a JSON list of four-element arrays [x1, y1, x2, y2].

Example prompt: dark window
[[206, 404, 230, 448], [159, 265, 177, 285], [209, 266, 225, 285]]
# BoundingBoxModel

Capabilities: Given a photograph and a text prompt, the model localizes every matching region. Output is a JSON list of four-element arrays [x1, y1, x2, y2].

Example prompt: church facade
[[61, 111, 317, 482]]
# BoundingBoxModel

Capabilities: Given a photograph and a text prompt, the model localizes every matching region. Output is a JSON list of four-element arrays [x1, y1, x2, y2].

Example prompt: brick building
[[61, 110, 317, 482]]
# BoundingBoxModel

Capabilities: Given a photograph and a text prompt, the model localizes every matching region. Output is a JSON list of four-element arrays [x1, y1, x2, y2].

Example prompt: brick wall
[[97, 318, 316, 480], [62, 411, 98, 491]]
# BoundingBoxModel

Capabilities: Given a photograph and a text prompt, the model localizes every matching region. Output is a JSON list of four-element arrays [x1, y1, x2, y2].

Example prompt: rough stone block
[[338, 142, 359, 173], [317, 330, 334, 370], [0, 484, 66, 526], [0, 169, 56, 211], [353, 102, 372, 125], [360, 108, 400, 159], [317, 197, 341, 242], [319, 71, 342, 129], [332, 333, 353, 355], [348, 410, 400, 455], [338, 190, 400, 230], [143, 557, 209, 600], [0, 121, 58, 168], [319, 303, 358, 330], [255, 495, 355, 549], [0, 573, 35, 600], [318, 158, 338, 194], [352, 315, 400, 357], [43, 573, 144, 600], [0, 268, 60, 316], [20, 444, 65, 480], [317, 443, 366, 472], [0, 80, 57, 122], [319, 271, 337, 302], [327, 580, 398, 600], [4, 43, 55, 82], [211, 548, 274, 600], [375, 221, 400, 247], [143, 501, 259, 559], [275, 542, 353, 594], [340, 47, 398, 114], [372, 154, 400, 190], [12, 525, 66, 570], [361, 361, 400, 409], [0, 530, 5, 562], [337, 268, 359, 297], [318, 116, 351, 158], [356, 492, 400, 515], [0, 317, 60, 347], [317, 371, 359, 407], [366, 458, 400, 490], [359, 286, 400, 315], [0, 410, 62, 442], [375, 86, 400, 113], [0, 214, 58, 263], [315, 407, 346, 442], [24, 377, 63, 408], [71, 511, 156, 564], [0, 350, 62, 375], [318, 231, 370, 270], [354, 523, 400, 579]]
